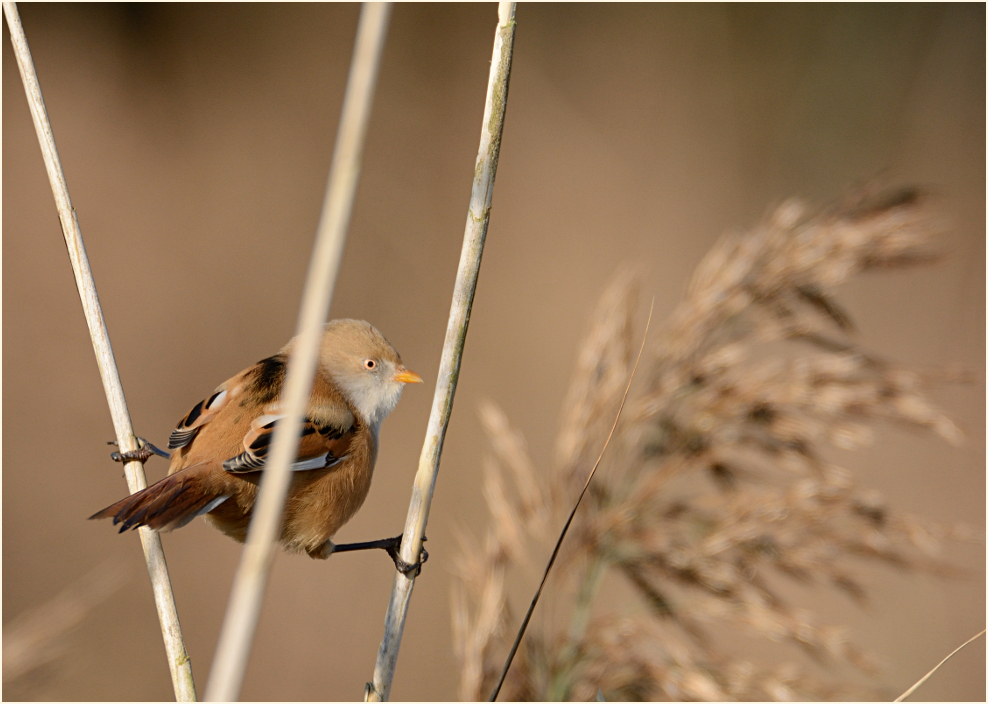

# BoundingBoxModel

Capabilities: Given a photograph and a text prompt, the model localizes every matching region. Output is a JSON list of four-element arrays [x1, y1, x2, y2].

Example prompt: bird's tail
[[90, 465, 229, 533]]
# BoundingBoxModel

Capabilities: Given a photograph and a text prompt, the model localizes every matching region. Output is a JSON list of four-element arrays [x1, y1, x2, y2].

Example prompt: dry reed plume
[[452, 187, 975, 701]]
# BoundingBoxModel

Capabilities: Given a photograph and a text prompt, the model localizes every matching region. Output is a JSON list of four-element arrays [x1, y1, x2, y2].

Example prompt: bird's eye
[[363, 358, 377, 370]]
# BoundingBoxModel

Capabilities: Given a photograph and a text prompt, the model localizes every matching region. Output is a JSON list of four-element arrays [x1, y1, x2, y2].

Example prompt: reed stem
[[203, 4, 391, 700], [3, 2, 197, 699], [364, 3, 517, 701]]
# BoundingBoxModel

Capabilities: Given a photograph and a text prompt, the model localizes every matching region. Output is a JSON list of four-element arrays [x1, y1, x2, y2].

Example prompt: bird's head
[[318, 319, 422, 426]]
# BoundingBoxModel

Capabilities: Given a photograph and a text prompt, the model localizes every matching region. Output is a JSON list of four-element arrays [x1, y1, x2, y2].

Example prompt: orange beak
[[393, 367, 423, 385]]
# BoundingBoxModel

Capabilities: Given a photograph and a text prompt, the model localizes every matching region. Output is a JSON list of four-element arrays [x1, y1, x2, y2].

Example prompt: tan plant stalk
[[894, 629, 986, 702], [3, 3, 196, 699], [365, 3, 517, 701], [204, 4, 391, 701]]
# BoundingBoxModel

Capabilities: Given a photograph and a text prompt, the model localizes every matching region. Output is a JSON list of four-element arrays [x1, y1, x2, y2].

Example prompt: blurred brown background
[[3, 3, 984, 701]]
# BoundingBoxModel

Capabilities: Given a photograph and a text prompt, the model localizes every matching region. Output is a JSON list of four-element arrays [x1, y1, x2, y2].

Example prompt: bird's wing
[[167, 387, 232, 449], [167, 354, 285, 451], [222, 376, 357, 474]]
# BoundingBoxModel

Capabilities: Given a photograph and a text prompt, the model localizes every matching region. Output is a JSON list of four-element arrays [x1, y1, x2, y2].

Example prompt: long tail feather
[[90, 466, 228, 533]]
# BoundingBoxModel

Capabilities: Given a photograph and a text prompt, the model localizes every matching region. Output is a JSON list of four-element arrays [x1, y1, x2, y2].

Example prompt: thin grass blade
[[488, 300, 654, 702]]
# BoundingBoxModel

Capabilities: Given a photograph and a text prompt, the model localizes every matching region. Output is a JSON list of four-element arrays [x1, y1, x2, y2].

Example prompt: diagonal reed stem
[[489, 301, 654, 702], [364, 3, 517, 701], [894, 629, 985, 702], [3, 2, 197, 700], [203, 4, 391, 701]]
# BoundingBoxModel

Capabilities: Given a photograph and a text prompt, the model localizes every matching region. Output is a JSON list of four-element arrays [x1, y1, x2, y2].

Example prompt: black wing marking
[[221, 415, 353, 474], [168, 389, 229, 450]]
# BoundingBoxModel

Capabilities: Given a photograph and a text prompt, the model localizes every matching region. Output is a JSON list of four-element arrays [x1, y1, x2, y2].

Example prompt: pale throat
[[333, 369, 404, 430]]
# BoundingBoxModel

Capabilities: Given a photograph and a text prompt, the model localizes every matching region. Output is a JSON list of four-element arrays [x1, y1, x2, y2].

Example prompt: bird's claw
[[109, 437, 171, 463], [384, 534, 429, 578]]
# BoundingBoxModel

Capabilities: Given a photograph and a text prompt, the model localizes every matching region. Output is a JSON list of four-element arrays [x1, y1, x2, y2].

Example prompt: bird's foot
[[108, 437, 171, 463], [383, 534, 428, 578], [330, 533, 428, 576]]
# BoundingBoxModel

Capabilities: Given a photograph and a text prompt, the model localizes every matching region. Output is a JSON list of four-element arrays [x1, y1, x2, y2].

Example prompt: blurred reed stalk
[[453, 187, 976, 701], [365, 3, 517, 701], [3, 561, 129, 686], [203, 3, 391, 701], [3, 3, 197, 700]]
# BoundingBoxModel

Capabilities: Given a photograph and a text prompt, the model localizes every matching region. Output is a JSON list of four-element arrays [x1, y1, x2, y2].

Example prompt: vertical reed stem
[[203, 4, 391, 701], [364, 3, 517, 700], [3, 2, 196, 700]]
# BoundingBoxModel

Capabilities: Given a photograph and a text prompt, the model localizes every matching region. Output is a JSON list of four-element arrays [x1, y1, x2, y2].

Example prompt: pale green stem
[[548, 555, 608, 702]]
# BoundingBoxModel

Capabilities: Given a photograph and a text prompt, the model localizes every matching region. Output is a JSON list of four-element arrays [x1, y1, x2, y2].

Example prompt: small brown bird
[[91, 319, 426, 573]]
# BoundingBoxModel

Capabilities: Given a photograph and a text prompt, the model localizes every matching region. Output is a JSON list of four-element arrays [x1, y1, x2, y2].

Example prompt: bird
[[90, 319, 427, 574]]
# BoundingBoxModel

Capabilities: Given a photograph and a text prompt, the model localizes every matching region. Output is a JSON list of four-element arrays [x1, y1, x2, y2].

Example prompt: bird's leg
[[108, 437, 171, 463], [330, 534, 428, 577]]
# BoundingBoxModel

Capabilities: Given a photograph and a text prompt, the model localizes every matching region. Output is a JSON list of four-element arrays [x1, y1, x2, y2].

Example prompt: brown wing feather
[[166, 354, 285, 452], [221, 366, 357, 473], [89, 465, 229, 532], [222, 415, 357, 473], [168, 387, 232, 449]]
